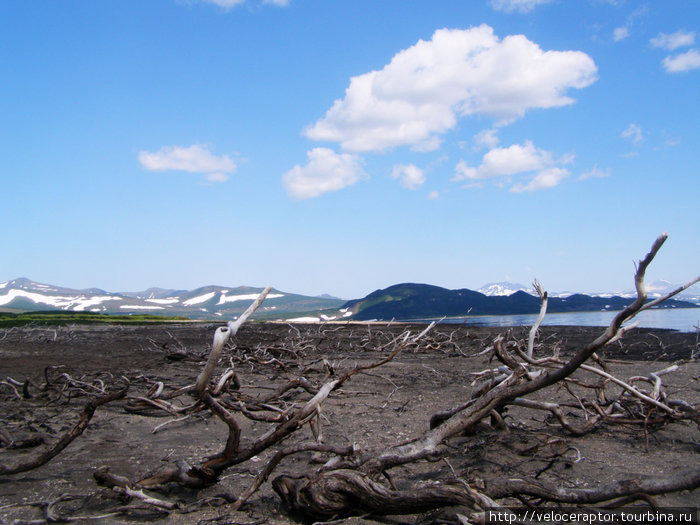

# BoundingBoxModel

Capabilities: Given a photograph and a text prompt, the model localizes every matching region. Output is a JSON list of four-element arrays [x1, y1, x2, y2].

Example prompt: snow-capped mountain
[[477, 282, 534, 296], [0, 278, 122, 312], [601, 280, 700, 304], [0, 278, 344, 320], [2, 277, 698, 322], [479, 280, 700, 304]]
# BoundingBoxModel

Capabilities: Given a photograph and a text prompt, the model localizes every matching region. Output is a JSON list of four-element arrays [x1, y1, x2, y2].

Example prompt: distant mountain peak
[[478, 282, 534, 296], [316, 293, 342, 300], [121, 287, 184, 299]]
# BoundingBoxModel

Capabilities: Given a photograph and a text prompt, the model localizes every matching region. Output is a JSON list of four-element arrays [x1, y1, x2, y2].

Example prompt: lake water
[[434, 308, 700, 333]]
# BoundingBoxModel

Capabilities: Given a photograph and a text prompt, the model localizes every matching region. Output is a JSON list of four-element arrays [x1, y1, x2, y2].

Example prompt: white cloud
[[510, 167, 569, 192], [391, 164, 426, 190], [650, 30, 696, 50], [662, 49, 700, 73], [579, 165, 611, 180], [139, 144, 236, 173], [474, 128, 500, 150], [453, 140, 570, 192], [139, 144, 237, 181], [611, 7, 648, 44], [613, 26, 630, 42], [205, 172, 230, 183], [490, 0, 554, 13], [427, 190, 440, 200], [621, 123, 643, 145], [305, 25, 597, 153], [454, 141, 553, 180], [282, 148, 366, 199], [263, 0, 290, 4]]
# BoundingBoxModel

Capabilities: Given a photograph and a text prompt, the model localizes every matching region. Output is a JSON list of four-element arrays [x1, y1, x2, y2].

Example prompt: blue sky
[[2, 0, 698, 299]]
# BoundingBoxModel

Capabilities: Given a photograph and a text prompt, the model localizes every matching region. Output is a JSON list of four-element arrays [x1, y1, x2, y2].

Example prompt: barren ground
[[1, 322, 698, 524]]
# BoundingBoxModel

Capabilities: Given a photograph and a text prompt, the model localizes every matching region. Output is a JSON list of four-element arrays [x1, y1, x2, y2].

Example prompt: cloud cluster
[[282, 148, 366, 199], [305, 25, 597, 153], [284, 25, 597, 199], [651, 30, 700, 73], [453, 140, 572, 192], [138, 144, 237, 183]]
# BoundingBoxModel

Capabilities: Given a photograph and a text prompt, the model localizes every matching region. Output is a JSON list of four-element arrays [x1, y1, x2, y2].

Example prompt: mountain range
[[1, 277, 697, 322], [345, 283, 698, 321], [477, 280, 700, 301], [0, 278, 345, 320]]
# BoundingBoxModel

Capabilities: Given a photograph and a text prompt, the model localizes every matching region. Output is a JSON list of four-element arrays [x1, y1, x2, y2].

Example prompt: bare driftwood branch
[[195, 286, 272, 395], [0, 382, 128, 476], [527, 279, 548, 359], [486, 468, 700, 502]]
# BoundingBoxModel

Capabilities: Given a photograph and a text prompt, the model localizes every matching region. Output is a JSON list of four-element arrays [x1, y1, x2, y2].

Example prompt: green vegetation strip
[[0, 311, 190, 327]]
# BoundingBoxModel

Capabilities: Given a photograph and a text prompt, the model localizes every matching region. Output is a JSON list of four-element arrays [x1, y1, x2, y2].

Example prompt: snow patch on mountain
[[120, 305, 165, 310], [0, 289, 119, 310], [182, 292, 216, 306], [145, 298, 180, 305], [218, 292, 284, 305]]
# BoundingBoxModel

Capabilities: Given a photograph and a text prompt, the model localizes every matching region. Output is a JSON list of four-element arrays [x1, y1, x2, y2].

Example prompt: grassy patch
[[0, 311, 190, 327]]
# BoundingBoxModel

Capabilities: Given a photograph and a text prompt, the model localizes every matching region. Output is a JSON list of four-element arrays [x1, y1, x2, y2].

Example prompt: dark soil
[[0, 322, 698, 524]]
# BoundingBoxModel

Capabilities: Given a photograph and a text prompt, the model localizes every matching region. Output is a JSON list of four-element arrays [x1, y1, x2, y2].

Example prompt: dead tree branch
[[0, 381, 128, 475]]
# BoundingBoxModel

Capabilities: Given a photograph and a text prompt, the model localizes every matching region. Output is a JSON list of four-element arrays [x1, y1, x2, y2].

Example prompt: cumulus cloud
[[662, 49, 700, 73], [510, 167, 569, 192], [305, 25, 597, 153], [613, 26, 630, 42], [391, 164, 426, 190], [454, 141, 553, 180], [427, 190, 440, 200], [490, 0, 554, 13], [579, 165, 611, 180], [621, 123, 643, 145], [453, 140, 570, 192], [139, 144, 237, 183], [282, 148, 366, 199], [650, 30, 696, 50]]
